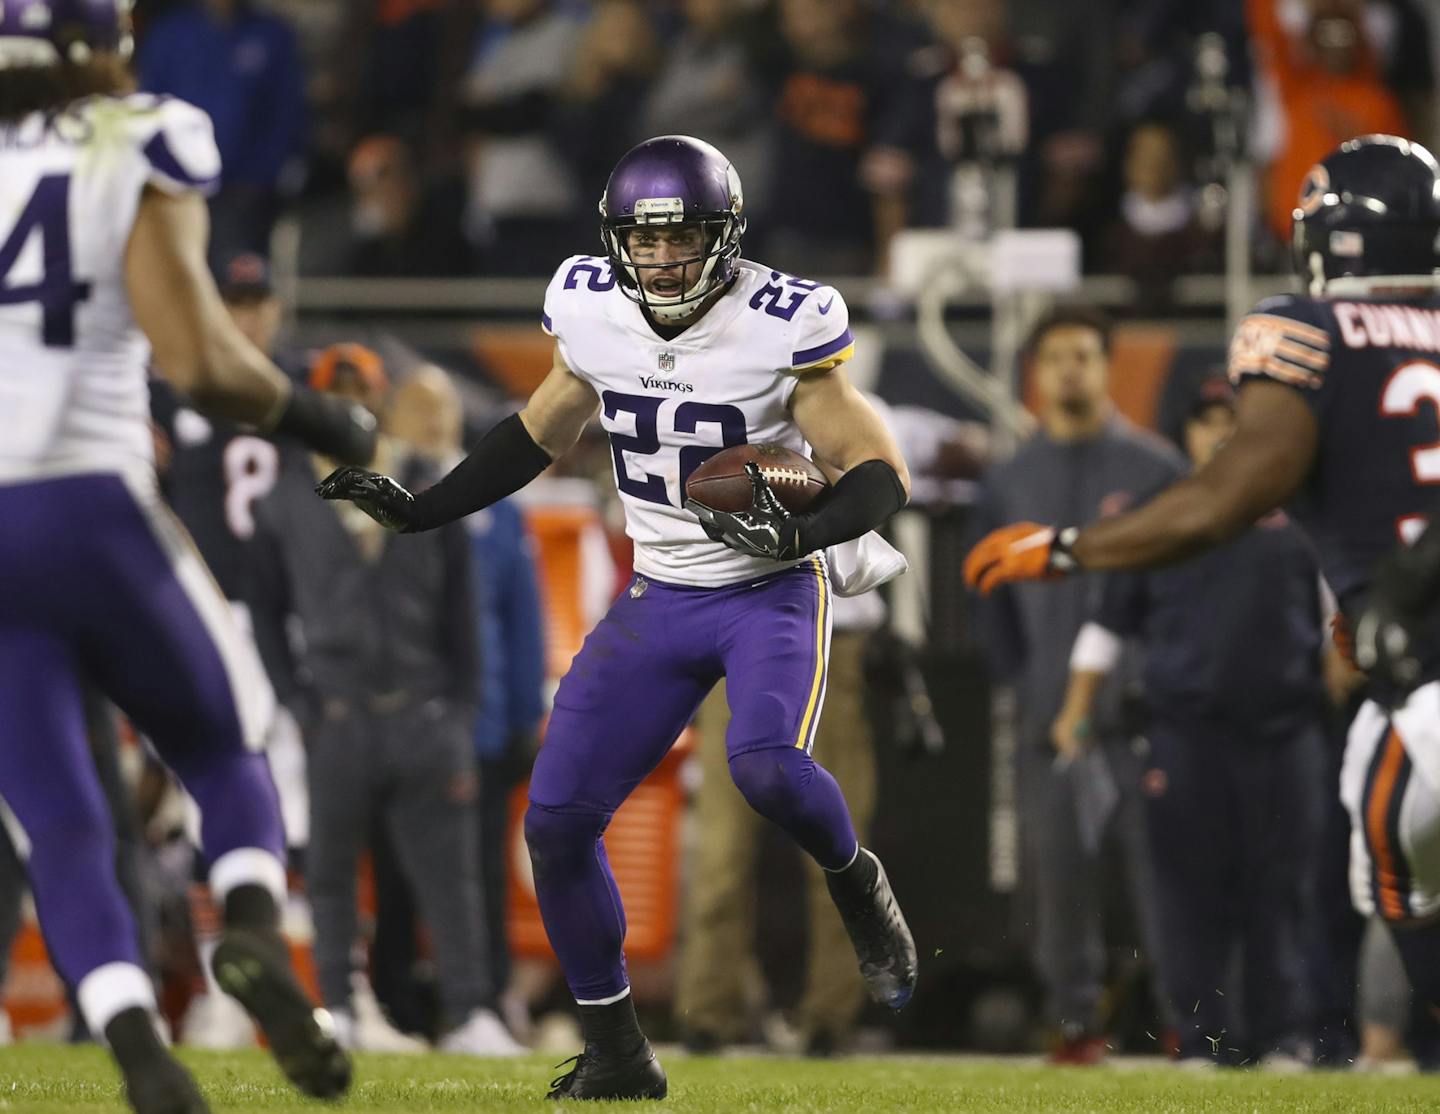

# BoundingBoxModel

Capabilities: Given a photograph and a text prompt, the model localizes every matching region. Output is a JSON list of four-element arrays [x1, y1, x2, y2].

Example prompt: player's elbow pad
[[408, 412, 553, 531], [793, 458, 908, 554]]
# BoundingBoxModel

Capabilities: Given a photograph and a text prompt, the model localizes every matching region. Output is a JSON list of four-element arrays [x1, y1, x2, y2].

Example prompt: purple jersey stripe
[[142, 131, 220, 197], [792, 328, 854, 368]]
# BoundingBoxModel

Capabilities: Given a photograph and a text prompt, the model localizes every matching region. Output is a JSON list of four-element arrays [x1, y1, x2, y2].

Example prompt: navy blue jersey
[[151, 379, 284, 604], [1229, 293, 1440, 613]]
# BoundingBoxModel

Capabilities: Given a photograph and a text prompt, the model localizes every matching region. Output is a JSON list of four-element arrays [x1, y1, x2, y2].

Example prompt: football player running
[[319, 135, 917, 1100], [0, 3, 373, 1112], [965, 135, 1440, 1035]]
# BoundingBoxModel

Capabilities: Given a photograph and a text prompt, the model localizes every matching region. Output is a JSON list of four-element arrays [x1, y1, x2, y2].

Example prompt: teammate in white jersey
[[319, 134, 917, 1100], [0, 4, 372, 1112]]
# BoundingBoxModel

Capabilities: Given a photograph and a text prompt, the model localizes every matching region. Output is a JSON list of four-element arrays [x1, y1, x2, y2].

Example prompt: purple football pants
[[0, 473, 283, 992], [526, 558, 858, 1003]]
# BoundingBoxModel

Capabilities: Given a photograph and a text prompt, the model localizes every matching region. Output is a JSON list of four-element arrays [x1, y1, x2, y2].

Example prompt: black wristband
[[788, 459, 907, 554], [274, 384, 377, 465], [408, 413, 553, 531]]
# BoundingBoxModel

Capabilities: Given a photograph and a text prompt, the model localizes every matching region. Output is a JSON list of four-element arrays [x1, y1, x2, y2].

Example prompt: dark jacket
[[251, 450, 480, 721], [970, 416, 1185, 746]]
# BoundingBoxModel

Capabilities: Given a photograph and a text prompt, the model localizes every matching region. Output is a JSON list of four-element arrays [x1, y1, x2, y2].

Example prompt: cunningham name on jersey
[[0, 93, 220, 484], [542, 254, 855, 587]]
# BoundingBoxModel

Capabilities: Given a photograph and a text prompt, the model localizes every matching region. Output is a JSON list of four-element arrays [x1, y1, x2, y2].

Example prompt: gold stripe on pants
[[675, 629, 876, 1042]]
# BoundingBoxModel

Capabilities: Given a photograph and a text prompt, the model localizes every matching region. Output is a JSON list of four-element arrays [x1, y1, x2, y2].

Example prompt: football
[[685, 443, 829, 514]]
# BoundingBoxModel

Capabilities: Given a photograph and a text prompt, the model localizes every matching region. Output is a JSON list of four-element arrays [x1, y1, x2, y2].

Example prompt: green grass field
[[4, 1047, 1440, 1113]]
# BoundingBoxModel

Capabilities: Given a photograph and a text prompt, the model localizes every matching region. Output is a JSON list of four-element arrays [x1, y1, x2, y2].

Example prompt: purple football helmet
[[599, 135, 745, 322], [0, 0, 133, 67]]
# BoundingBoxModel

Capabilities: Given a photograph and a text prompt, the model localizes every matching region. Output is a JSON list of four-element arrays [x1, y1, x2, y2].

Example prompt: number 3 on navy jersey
[[602, 391, 746, 506], [1381, 360, 1440, 543], [0, 174, 91, 347]]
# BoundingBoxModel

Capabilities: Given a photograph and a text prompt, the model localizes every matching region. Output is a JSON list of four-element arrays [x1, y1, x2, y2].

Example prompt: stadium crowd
[[2, 0, 1440, 1081], [128, 0, 1436, 291]]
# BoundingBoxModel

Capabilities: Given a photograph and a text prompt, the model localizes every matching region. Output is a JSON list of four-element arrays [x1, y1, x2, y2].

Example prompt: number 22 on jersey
[[602, 391, 747, 507], [0, 174, 90, 348]]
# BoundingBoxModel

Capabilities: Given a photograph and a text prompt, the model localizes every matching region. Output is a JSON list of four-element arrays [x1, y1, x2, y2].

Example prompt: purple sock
[[728, 747, 859, 871], [523, 803, 630, 1002]]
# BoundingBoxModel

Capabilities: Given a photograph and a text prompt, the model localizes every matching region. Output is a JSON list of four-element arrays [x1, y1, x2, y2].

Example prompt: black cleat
[[122, 1052, 211, 1114], [212, 928, 351, 1100], [547, 1041, 668, 1101], [827, 848, 917, 1011], [106, 1006, 210, 1114]]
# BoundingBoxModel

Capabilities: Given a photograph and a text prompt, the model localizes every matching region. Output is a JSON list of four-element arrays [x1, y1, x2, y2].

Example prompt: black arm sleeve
[[788, 458, 908, 555], [409, 413, 553, 532]]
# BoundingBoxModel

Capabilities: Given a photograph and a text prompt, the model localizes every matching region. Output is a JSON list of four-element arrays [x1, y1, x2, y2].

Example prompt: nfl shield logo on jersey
[[658, 351, 676, 373]]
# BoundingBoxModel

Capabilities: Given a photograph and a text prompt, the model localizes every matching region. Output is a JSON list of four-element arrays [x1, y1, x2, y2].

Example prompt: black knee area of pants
[[1392, 919, 1440, 1010], [523, 803, 608, 883], [728, 747, 813, 822]]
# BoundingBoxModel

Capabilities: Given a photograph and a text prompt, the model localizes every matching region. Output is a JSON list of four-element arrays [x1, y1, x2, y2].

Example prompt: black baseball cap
[[217, 252, 273, 301]]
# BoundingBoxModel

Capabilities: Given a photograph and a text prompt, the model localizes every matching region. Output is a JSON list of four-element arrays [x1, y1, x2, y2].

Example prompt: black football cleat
[[827, 848, 917, 1011], [122, 1053, 211, 1114], [212, 928, 351, 1100], [105, 1006, 210, 1114], [547, 1041, 668, 1101]]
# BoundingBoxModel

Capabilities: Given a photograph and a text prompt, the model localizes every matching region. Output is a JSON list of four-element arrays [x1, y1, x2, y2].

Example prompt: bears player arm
[[1066, 381, 1317, 570], [320, 345, 599, 532], [787, 364, 911, 553], [126, 188, 375, 464]]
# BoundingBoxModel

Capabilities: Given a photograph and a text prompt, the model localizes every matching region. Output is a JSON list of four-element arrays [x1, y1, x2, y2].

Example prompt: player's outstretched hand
[[685, 462, 801, 561], [963, 522, 1078, 596], [315, 466, 420, 533]]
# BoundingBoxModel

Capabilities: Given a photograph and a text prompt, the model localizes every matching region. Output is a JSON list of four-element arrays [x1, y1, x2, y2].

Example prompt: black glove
[[1354, 594, 1425, 698], [685, 462, 804, 561], [314, 466, 420, 532]]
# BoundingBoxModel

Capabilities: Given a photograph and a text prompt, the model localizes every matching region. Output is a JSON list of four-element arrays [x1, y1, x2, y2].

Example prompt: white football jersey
[[543, 255, 856, 587], [0, 94, 220, 485]]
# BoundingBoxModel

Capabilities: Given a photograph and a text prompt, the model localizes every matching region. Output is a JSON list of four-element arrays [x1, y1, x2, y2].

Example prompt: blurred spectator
[[968, 308, 1184, 1064], [1095, 120, 1218, 309], [1114, 0, 1252, 123], [641, 0, 772, 213], [556, 1, 662, 198], [139, 0, 307, 258], [760, 0, 929, 274], [922, 0, 1106, 234], [251, 346, 521, 1056], [1249, 0, 1410, 244], [460, 0, 586, 274], [388, 369, 546, 1034], [1361, 0, 1436, 146], [1053, 379, 1326, 1067], [352, 0, 452, 149], [345, 135, 474, 277]]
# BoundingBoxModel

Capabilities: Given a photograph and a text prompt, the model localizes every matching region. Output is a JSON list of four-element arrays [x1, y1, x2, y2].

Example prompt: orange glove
[[963, 522, 1078, 596], [1330, 612, 1358, 670]]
